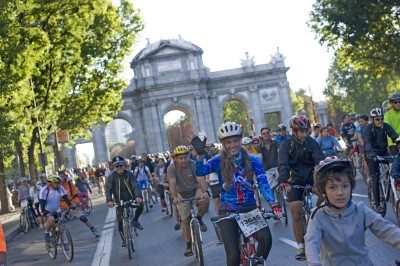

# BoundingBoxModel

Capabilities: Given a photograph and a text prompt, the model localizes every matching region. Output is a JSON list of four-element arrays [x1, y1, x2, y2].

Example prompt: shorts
[[138, 180, 149, 190], [209, 184, 220, 199], [287, 185, 312, 202], [177, 187, 203, 221]]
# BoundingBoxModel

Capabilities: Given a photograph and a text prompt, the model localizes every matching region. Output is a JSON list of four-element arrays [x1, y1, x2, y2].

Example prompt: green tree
[[309, 0, 400, 78], [0, 0, 143, 180], [223, 100, 249, 136], [290, 87, 304, 116]]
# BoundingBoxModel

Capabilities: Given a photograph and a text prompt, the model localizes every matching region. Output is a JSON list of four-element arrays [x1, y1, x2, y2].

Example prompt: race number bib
[[235, 209, 268, 237]]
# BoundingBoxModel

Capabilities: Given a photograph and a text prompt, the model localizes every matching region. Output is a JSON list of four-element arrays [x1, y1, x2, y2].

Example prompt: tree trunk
[[28, 127, 39, 181], [0, 155, 10, 214], [15, 141, 26, 178]]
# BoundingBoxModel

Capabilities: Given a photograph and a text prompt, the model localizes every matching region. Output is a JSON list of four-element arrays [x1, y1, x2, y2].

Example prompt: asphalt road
[[4, 178, 400, 266]]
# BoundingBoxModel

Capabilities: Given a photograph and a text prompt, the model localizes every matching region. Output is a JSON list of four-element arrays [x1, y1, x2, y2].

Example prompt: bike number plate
[[235, 209, 268, 237]]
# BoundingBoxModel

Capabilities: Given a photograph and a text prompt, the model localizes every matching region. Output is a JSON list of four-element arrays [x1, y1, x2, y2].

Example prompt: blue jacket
[[195, 153, 275, 211]]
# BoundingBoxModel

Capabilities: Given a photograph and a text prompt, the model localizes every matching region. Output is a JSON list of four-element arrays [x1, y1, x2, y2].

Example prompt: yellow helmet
[[173, 145, 189, 156], [46, 174, 62, 184]]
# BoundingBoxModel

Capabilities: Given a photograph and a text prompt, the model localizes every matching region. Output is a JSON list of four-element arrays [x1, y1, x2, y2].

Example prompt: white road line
[[352, 193, 368, 198], [148, 215, 168, 224], [91, 207, 116, 266], [278, 237, 298, 248]]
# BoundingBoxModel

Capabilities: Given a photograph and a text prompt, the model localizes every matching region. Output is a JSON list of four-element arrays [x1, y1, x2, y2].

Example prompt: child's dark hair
[[314, 157, 356, 195], [315, 166, 356, 195]]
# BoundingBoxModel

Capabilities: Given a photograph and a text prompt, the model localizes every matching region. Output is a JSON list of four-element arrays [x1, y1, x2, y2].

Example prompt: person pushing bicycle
[[106, 156, 144, 248], [189, 122, 282, 266], [277, 115, 325, 261]]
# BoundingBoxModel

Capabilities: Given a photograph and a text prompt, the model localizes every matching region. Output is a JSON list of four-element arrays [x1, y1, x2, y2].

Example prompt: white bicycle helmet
[[370, 108, 383, 118], [217, 122, 242, 140], [242, 137, 252, 145]]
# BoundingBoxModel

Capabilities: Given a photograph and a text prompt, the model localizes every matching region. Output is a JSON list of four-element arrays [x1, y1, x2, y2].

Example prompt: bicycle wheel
[[143, 190, 149, 213], [47, 230, 57, 259], [302, 199, 311, 233], [151, 188, 158, 204], [83, 198, 92, 215], [28, 210, 38, 228], [20, 211, 28, 233], [123, 220, 132, 260], [65, 210, 75, 220], [192, 222, 204, 266], [379, 183, 387, 217], [367, 179, 376, 211], [274, 188, 288, 225], [396, 199, 400, 225], [60, 227, 74, 262], [165, 191, 173, 217]]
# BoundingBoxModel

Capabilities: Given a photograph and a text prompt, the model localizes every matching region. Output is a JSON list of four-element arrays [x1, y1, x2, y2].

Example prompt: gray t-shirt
[[167, 160, 198, 195]]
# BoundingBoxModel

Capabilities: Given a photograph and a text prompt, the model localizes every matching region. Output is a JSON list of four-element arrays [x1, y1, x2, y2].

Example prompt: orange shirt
[[0, 222, 6, 252], [60, 181, 79, 209]]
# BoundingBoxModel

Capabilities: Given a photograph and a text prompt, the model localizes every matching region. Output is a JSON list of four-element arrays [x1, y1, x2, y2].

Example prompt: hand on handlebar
[[279, 183, 291, 192], [201, 191, 209, 200], [272, 206, 283, 219], [135, 197, 142, 204], [107, 201, 113, 208]]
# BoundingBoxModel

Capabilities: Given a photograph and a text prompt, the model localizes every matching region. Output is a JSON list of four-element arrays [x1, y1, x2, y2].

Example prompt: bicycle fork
[[190, 218, 203, 244]]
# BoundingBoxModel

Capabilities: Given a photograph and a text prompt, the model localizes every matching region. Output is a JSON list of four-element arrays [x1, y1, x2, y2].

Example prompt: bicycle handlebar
[[114, 200, 140, 208], [376, 155, 395, 162], [178, 197, 203, 204], [210, 209, 277, 223], [291, 185, 314, 190]]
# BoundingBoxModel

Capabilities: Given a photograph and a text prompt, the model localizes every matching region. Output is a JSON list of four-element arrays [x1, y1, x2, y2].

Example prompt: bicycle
[[292, 185, 314, 233], [178, 197, 205, 266], [367, 155, 394, 217], [211, 209, 277, 266], [114, 200, 139, 260], [150, 180, 159, 204], [78, 192, 92, 216], [164, 186, 173, 217], [20, 199, 37, 233], [140, 181, 151, 212], [265, 168, 288, 225], [46, 210, 74, 262]]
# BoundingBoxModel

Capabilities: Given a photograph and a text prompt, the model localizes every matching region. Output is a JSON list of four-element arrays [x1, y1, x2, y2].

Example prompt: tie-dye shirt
[[195, 153, 276, 211]]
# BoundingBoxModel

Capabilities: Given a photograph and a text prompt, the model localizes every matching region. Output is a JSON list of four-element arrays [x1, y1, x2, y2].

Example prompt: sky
[[123, 0, 334, 102]]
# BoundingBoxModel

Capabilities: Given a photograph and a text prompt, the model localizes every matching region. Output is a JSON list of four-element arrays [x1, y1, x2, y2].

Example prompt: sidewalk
[[0, 187, 106, 244]]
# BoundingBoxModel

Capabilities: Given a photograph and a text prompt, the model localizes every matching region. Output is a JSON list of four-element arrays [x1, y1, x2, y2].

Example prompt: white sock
[[298, 243, 305, 249]]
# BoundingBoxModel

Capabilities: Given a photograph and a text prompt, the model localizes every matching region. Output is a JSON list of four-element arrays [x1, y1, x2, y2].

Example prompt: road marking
[[278, 237, 298, 248], [91, 207, 116, 266], [148, 215, 168, 224], [352, 193, 368, 198]]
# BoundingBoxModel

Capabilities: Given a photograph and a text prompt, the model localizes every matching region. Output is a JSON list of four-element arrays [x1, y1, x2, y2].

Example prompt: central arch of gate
[[118, 38, 293, 154]]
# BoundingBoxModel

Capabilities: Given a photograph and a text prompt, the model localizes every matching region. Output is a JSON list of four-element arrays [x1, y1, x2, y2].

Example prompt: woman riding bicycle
[[189, 121, 282, 266]]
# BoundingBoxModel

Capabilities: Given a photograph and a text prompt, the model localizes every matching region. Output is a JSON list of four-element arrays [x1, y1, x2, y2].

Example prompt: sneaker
[[44, 233, 51, 243], [91, 226, 100, 238], [121, 242, 126, 248], [150, 204, 153, 208], [174, 223, 181, 230], [376, 206, 386, 215], [133, 221, 143, 230], [161, 208, 166, 212], [184, 247, 193, 257], [197, 216, 207, 232], [295, 248, 306, 261]]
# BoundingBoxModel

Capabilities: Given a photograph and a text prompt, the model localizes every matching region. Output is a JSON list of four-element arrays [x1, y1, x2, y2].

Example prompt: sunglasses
[[374, 117, 383, 121], [392, 101, 400, 104], [115, 164, 124, 168]]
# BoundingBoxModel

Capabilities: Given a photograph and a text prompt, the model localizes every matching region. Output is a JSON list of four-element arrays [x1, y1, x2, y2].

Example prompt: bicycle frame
[[115, 200, 139, 260], [292, 185, 314, 232]]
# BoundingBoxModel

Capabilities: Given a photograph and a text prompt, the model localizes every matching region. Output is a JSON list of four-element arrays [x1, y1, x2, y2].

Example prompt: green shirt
[[384, 108, 400, 146]]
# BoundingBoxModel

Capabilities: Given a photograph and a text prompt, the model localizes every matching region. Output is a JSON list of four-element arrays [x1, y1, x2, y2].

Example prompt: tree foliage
[[0, 0, 144, 182], [223, 100, 249, 136], [309, 0, 400, 77]]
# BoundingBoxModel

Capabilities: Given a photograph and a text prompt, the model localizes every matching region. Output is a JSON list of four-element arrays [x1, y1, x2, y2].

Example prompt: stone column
[[92, 125, 109, 164]]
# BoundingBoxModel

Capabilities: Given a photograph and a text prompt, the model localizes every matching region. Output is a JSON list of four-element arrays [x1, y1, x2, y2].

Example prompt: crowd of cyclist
[[8, 93, 400, 265]]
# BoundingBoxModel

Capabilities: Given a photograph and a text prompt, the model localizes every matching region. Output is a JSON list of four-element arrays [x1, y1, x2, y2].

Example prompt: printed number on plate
[[235, 209, 268, 237]]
